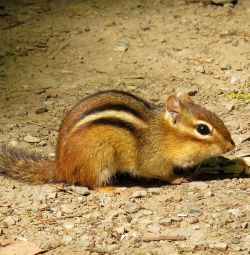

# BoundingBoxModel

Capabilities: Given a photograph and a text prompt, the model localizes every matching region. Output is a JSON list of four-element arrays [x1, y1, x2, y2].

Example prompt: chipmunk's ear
[[165, 95, 183, 125], [177, 92, 194, 105]]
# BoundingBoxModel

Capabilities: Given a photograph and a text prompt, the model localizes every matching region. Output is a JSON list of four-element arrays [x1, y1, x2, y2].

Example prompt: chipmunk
[[0, 90, 235, 188]]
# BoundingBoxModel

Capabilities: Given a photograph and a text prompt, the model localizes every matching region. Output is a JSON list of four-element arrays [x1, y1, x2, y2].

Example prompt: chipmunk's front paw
[[169, 176, 190, 185]]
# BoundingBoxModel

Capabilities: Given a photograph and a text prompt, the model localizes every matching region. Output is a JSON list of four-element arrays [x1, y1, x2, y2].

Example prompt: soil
[[0, 0, 249, 254]]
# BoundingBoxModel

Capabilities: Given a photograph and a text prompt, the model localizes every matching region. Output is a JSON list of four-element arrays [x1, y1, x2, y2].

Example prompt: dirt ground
[[0, 0, 250, 254]]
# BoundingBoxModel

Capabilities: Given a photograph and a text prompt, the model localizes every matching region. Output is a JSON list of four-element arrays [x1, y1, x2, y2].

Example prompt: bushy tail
[[0, 145, 56, 183]]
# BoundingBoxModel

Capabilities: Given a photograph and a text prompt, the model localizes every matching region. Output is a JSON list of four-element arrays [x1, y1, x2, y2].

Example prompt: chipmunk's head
[[164, 93, 235, 168]]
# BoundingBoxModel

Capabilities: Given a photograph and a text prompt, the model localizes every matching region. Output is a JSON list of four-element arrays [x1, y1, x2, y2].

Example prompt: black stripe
[[88, 118, 137, 134], [83, 90, 152, 109], [82, 104, 143, 119]]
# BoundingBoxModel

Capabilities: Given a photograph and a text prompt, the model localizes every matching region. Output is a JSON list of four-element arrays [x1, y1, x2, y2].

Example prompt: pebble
[[71, 186, 90, 196], [3, 216, 17, 227], [115, 226, 125, 234], [194, 65, 205, 74], [220, 63, 232, 70], [8, 140, 18, 147], [147, 222, 161, 233], [62, 235, 73, 244], [63, 222, 75, 230], [131, 190, 147, 198], [189, 182, 208, 190], [212, 0, 234, 5], [24, 135, 41, 143], [188, 208, 203, 218], [231, 237, 241, 244], [228, 208, 246, 218], [123, 202, 140, 213], [115, 40, 128, 52], [213, 242, 228, 251], [36, 106, 48, 114], [47, 192, 57, 199], [159, 218, 172, 226], [16, 107, 28, 116], [60, 204, 74, 214], [80, 235, 92, 247]]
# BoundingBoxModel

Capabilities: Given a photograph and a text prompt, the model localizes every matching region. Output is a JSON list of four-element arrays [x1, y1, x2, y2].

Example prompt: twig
[[123, 76, 145, 80], [135, 235, 187, 242], [27, 121, 58, 132]]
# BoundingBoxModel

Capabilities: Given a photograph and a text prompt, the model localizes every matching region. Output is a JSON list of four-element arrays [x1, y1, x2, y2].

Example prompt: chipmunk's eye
[[196, 124, 211, 135]]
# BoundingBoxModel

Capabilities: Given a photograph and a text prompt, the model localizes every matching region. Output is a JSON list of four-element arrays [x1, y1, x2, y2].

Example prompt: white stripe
[[71, 110, 147, 132]]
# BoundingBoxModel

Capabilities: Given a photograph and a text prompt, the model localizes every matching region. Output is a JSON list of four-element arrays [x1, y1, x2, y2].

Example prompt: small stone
[[147, 222, 161, 233], [16, 107, 28, 116], [187, 217, 199, 224], [189, 182, 208, 190], [124, 202, 140, 213], [115, 40, 128, 52], [159, 218, 172, 226], [36, 106, 48, 114], [80, 235, 92, 247], [47, 192, 57, 199], [60, 204, 74, 214], [8, 140, 18, 147], [24, 135, 41, 143], [241, 222, 248, 229], [228, 208, 246, 218], [3, 216, 17, 227], [62, 235, 73, 244], [63, 222, 74, 230], [242, 235, 250, 242], [115, 226, 125, 234], [71, 186, 90, 196], [231, 237, 241, 244], [194, 65, 205, 73], [214, 242, 227, 251], [225, 101, 235, 112], [188, 208, 203, 218], [221, 63, 232, 70], [131, 190, 147, 198]]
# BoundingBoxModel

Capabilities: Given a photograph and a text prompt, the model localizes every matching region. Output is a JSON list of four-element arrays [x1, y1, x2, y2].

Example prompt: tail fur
[[0, 145, 56, 183]]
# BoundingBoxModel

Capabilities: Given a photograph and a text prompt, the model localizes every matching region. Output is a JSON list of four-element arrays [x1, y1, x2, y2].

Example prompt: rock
[[24, 135, 41, 143], [220, 63, 232, 70], [224, 101, 235, 112], [60, 204, 74, 214], [47, 192, 57, 199], [8, 140, 18, 147], [16, 107, 28, 116], [71, 186, 90, 196], [242, 235, 250, 242], [62, 235, 73, 244], [194, 65, 205, 73], [63, 222, 74, 231], [213, 242, 228, 251], [131, 190, 147, 198], [226, 71, 249, 85], [231, 237, 241, 244], [36, 106, 48, 114], [211, 0, 234, 4], [123, 202, 140, 213], [188, 208, 203, 218], [228, 208, 246, 218], [115, 226, 125, 234], [159, 218, 172, 226], [80, 235, 92, 247], [189, 182, 208, 190], [115, 40, 128, 52], [147, 222, 161, 233], [3, 216, 18, 227]]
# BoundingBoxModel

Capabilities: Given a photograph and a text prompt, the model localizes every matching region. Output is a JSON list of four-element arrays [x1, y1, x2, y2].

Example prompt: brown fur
[[0, 90, 235, 187]]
